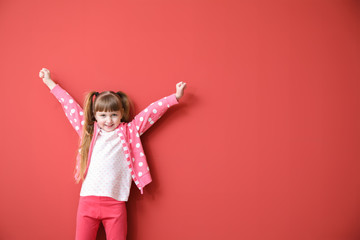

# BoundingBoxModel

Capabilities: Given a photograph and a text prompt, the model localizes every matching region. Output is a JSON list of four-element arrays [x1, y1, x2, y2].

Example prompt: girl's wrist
[[45, 79, 56, 90]]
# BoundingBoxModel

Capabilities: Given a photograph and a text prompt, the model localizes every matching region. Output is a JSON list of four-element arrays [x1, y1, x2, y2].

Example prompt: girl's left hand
[[175, 81, 187, 100]]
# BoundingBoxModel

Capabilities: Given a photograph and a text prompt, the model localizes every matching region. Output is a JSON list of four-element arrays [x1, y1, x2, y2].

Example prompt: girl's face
[[95, 111, 122, 132]]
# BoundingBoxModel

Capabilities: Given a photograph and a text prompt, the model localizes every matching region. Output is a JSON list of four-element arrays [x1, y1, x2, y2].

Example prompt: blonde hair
[[76, 91, 131, 182]]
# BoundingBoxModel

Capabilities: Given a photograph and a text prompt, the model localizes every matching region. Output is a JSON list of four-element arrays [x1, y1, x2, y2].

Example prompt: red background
[[1, 0, 360, 239]]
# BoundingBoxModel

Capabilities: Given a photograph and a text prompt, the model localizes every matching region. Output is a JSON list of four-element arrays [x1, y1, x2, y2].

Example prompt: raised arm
[[39, 68, 84, 137], [131, 81, 187, 135]]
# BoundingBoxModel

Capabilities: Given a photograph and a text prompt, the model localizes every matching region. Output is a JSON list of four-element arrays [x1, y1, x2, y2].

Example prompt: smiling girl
[[39, 68, 186, 240]]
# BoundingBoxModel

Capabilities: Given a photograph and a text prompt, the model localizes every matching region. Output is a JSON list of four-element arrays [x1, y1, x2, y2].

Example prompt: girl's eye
[[112, 114, 117, 116]]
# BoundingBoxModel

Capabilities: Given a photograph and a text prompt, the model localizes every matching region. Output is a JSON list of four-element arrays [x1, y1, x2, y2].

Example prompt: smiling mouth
[[105, 124, 114, 127]]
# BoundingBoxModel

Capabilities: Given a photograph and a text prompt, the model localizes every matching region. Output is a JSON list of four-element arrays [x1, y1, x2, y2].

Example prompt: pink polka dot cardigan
[[50, 84, 179, 194]]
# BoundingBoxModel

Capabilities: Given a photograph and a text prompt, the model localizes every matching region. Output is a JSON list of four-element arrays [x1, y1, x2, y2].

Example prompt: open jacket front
[[51, 84, 179, 194]]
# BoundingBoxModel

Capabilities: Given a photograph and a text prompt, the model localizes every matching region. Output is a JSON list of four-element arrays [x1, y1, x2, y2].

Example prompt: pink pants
[[76, 196, 127, 240]]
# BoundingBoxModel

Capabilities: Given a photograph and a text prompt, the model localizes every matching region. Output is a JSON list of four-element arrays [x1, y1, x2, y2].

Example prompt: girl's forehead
[[96, 110, 121, 114]]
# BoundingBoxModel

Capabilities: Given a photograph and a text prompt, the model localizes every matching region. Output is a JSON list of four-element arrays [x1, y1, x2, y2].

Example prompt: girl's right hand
[[39, 68, 56, 90]]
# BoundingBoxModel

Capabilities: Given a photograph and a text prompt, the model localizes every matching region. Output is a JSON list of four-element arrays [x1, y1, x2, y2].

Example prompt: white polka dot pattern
[[130, 94, 178, 136], [49, 85, 84, 137]]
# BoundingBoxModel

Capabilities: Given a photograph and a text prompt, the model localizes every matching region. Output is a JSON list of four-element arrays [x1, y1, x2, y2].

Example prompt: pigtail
[[77, 91, 97, 182], [116, 91, 131, 122]]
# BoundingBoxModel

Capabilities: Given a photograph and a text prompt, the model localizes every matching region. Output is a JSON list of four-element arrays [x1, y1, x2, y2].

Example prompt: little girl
[[39, 68, 186, 240]]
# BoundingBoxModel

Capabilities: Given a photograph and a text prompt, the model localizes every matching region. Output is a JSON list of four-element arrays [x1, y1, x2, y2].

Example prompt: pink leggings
[[76, 196, 127, 240]]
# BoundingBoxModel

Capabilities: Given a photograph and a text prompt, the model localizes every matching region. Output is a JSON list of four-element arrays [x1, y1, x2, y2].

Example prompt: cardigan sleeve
[[50, 84, 84, 137], [130, 93, 179, 136]]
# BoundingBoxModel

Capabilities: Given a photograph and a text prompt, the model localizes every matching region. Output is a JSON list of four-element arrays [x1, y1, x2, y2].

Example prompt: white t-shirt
[[80, 129, 132, 201]]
